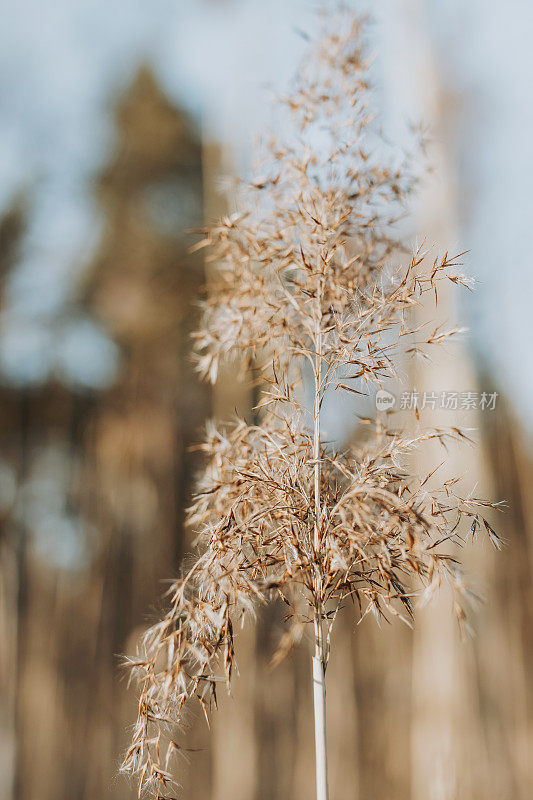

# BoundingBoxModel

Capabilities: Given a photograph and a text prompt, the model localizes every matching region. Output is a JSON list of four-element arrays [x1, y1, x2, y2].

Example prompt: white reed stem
[[312, 279, 329, 800], [313, 653, 329, 800]]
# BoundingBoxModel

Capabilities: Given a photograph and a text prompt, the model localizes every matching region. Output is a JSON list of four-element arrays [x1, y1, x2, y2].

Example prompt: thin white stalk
[[312, 287, 329, 800], [313, 329, 322, 554], [313, 652, 329, 800]]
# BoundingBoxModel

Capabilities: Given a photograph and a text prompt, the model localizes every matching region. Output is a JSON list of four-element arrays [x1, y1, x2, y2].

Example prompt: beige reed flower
[[121, 10, 501, 800]]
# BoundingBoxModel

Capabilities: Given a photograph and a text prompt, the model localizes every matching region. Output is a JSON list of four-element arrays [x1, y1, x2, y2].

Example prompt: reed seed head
[[121, 10, 500, 797]]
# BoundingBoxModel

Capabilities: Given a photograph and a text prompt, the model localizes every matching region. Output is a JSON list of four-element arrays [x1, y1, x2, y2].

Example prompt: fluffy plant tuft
[[121, 10, 500, 800]]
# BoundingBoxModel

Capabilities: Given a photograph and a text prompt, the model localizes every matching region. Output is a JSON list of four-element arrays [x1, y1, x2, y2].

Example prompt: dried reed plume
[[121, 10, 501, 800]]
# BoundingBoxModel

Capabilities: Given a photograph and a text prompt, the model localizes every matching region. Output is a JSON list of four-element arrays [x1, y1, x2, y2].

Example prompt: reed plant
[[122, 10, 500, 800]]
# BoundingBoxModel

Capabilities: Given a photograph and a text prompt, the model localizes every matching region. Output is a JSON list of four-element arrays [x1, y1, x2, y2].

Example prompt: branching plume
[[121, 10, 500, 800]]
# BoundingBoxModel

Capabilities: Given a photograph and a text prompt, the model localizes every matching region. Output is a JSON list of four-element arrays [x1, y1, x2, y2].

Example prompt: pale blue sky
[[0, 0, 532, 425]]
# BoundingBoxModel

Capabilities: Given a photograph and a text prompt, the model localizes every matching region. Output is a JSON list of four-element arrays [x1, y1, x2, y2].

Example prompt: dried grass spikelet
[[121, 9, 501, 798]]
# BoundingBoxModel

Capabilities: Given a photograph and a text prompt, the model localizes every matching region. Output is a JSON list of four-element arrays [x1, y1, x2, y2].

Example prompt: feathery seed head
[[122, 10, 500, 797]]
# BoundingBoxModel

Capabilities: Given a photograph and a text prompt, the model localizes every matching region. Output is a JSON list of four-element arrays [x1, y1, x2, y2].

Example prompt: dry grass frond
[[121, 9, 499, 797]]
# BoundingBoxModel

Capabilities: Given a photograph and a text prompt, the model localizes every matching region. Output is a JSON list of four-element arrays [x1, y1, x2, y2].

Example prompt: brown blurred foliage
[[0, 67, 209, 800], [0, 65, 532, 800]]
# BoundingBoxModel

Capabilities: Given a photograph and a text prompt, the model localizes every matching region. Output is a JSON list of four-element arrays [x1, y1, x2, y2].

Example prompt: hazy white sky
[[0, 0, 312, 389], [0, 0, 532, 423]]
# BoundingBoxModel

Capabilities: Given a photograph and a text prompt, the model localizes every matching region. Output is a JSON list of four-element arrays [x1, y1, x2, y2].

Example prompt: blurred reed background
[[0, 2, 532, 799]]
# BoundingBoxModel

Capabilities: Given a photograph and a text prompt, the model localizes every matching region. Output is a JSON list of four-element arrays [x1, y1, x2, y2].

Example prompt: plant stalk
[[312, 302, 329, 800], [312, 649, 329, 800]]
